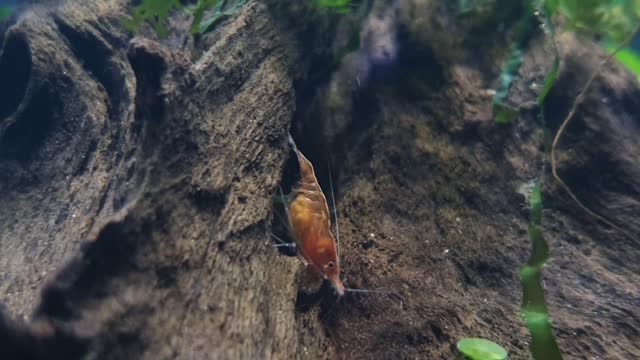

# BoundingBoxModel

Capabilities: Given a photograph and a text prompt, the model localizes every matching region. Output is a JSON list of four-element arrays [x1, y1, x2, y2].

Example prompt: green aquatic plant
[[518, 183, 563, 360], [542, 0, 640, 236], [0, 6, 14, 22], [535, 4, 560, 106], [122, 0, 184, 38], [190, 0, 248, 35], [605, 42, 640, 81], [457, 338, 508, 360], [492, 46, 524, 124], [332, 0, 374, 68], [492, 3, 536, 124], [521, 9, 636, 359], [313, 0, 353, 13], [123, 0, 248, 38], [190, 0, 220, 34], [547, 0, 640, 43], [545, 0, 640, 80], [492, 0, 640, 123]]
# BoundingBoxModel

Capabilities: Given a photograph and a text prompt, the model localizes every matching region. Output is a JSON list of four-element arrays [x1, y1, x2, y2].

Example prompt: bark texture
[[1, 0, 639, 359], [1, 1, 332, 359]]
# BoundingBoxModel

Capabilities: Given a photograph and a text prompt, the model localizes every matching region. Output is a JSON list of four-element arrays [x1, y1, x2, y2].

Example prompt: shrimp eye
[[326, 261, 335, 269]]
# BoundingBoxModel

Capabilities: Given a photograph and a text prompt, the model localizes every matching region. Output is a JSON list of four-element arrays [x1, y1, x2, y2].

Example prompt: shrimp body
[[287, 135, 345, 296]]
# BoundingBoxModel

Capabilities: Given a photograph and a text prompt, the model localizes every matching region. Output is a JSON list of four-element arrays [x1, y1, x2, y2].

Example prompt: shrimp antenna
[[344, 288, 396, 295], [327, 160, 340, 266], [278, 185, 291, 230], [343, 287, 405, 305], [287, 132, 297, 150]]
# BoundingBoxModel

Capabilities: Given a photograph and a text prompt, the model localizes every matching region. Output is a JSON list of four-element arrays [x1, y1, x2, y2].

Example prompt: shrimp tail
[[288, 134, 317, 187], [287, 132, 297, 150]]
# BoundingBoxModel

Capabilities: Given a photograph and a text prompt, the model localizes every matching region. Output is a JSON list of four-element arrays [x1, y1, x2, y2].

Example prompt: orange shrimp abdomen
[[289, 194, 333, 256]]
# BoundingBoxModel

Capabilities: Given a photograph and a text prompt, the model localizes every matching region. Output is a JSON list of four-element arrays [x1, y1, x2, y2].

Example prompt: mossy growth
[[492, 1, 536, 124], [122, 0, 356, 39], [190, 0, 248, 35], [548, 0, 640, 43], [122, 0, 184, 39], [0, 6, 14, 22], [313, 0, 353, 13], [490, 0, 639, 124], [548, 0, 640, 81], [190, 0, 220, 34], [122, 0, 249, 38], [457, 338, 508, 360]]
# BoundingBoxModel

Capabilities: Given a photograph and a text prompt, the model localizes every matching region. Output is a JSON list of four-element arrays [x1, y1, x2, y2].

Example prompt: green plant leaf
[[543, 0, 559, 14], [493, 102, 519, 125], [190, 0, 248, 35], [457, 338, 508, 360], [493, 45, 525, 124], [537, 55, 559, 103], [122, 0, 183, 38], [191, 0, 221, 34], [195, 0, 248, 34], [314, 0, 352, 13], [493, 46, 522, 124], [604, 43, 640, 82]]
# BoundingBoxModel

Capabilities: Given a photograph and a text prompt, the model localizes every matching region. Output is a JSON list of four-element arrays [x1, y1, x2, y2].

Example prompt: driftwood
[[0, 1, 333, 358], [1, 1, 639, 359]]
